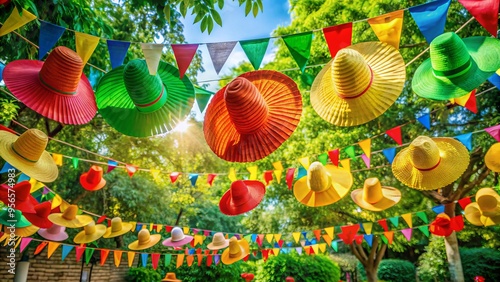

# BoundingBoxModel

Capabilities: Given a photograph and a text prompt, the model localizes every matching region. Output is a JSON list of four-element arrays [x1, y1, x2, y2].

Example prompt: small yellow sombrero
[[128, 229, 161, 251], [485, 143, 500, 172], [48, 205, 93, 228], [221, 237, 249, 265], [103, 217, 132, 238], [73, 221, 107, 244], [351, 178, 401, 212], [293, 161, 353, 207], [465, 188, 500, 226]]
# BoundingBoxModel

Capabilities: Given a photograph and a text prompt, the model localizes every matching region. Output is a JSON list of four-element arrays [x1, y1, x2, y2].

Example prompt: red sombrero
[[0, 181, 38, 213], [204, 70, 302, 163], [80, 165, 106, 191], [24, 201, 53, 228], [219, 180, 266, 216], [3, 46, 97, 125]]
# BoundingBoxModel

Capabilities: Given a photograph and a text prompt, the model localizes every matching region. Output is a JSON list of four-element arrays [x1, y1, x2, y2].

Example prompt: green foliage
[[255, 253, 341, 282], [127, 267, 161, 282], [377, 259, 416, 282], [161, 260, 244, 282], [416, 236, 450, 282], [460, 248, 500, 282], [0, 98, 19, 124]]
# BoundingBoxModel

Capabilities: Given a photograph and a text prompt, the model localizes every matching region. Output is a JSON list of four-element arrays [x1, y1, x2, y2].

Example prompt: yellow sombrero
[[73, 221, 107, 244], [351, 178, 401, 212], [103, 217, 132, 238], [221, 237, 249, 265], [465, 188, 500, 226], [128, 229, 161, 251], [485, 143, 500, 172], [48, 205, 93, 228], [294, 162, 353, 207]]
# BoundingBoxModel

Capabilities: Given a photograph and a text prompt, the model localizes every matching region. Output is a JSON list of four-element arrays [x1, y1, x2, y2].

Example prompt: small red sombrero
[[0, 181, 38, 213], [80, 165, 106, 191], [3, 46, 97, 125], [204, 70, 302, 163], [24, 201, 53, 228], [219, 180, 266, 216]]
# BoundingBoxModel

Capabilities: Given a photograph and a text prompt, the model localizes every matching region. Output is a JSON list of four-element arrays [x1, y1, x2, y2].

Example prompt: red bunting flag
[[263, 170, 273, 185], [207, 173, 216, 186], [96, 215, 107, 224], [206, 254, 212, 266], [322, 22, 353, 58], [100, 249, 110, 266], [262, 249, 270, 261], [243, 254, 250, 262], [328, 149, 340, 166], [386, 126, 403, 145], [313, 230, 321, 241], [458, 0, 499, 36], [170, 172, 180, 183], [286, 168, 296, 190], [34, 241, 48, 255], [378, 219, 389, 231], [75, 246, 86, 262], [171, 44, 199, 78], [464, 90, 477, 114], [125, 164, 138, 178], [458, 197, 472, 210], [354, 234, 364, 245], [338, 224, 360, 245]]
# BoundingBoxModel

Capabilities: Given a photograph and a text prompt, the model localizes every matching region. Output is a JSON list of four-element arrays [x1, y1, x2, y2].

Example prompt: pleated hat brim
[[5, 225, 39, 237], [351, 186, 401, 211], [4, 60, 96, 125], [74, 224, 107, 244], [219, 181, 266, 215], [96, 61, 195, 137], [412, 37, 500, 100], [310, 42, 406, 127], [128, 234, 162, 250], [162, 235, 194, 247], [204, 70, 302, 162], [38, 228, 69, 241], [221, 239, 249, 265], [392, 137, 469, 190], [103, 222, 133, 238], [48, 213, 93, 228]]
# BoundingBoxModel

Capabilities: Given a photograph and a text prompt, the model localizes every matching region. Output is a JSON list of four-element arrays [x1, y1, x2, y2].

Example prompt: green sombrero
[[95, 59, 195, 137], [412, 32, 500, 100]]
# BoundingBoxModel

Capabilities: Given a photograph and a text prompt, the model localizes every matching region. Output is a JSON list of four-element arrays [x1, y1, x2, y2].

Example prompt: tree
[[350, 237, 387, 282]]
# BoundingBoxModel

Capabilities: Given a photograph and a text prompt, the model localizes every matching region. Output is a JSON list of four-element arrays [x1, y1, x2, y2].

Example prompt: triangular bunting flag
[[266, 234, 274, 244], [195, 87, 213, 113], [454, 132, 473, 151], [383, 231, 394, 244], [311, 245, 319, 255], [100, 249, 110, 266], [355, 234, 364, 245], [386, 126, 403, 146], [388, 216, 399, 228], [107, 40, 131, 69], [382, 147, 397, 164], [0, 162, 14, 174], [127, 252, 135, 267], [344, 146, 356, 159], [141, 43, 164, 75], [72, 157, 79, 169], [170, 172, 180, 183], [488, 71, 500, 89], [34, 241, 48, 255], [362, 222, 373, 235], [323, 22, 353, 58], [324, 227, 334, 239], [409, 0, 451, 43], [401, 213, 413, 228], [263, 170, 273, 185], [47, 242, 61, 259], [485, 124, 500, 142], [38, 21, 66, 60], [282, 31, 313, 73], [0, 8, 37, 37], [247, 166, 258, 180], [418, 225, 430, 237], [332, 241, 338, 252], [274, 234, 282, 243], [364, 234, 374, 247], [458, 0, 499, 36], [125, 164, 138, 178], [228, 168, 237, 182], [206, 41, 237, 74], [273, 161, 283, 184], [417, 113, 431, 130], [151, 253, 160, 270], [214, 254, 220, 265], [339, 159, 351, 172], [186, 255, 194, 267], [165, 254, 172, 266], [313, 230, 321, 242], [171, 44, 198, 78], [296, 167, 307, 180], [75, 32, 100, 65], [141, 253, 148, 267], [114, 250, 123, 267], [432, 205, 445, 214], [378, 219, 389, 231], [107, 160, 118, 173], [286, 168, 296, 189], [52, 153, 63, 166], [85, 248, 95, 265], [298, 157, 310, 170], [295, 247, 303, 255], [328, 149, 340, 166], [358, 139, 371, 157], [318, 153, 328, 166], [361, 154, 370, 169], [322, 234, 332, 246], [207, 173, 216, 186], [19, 237, 32, 253], [401, 228, 412, 241], [189, 174, 199, 187], [367, 10, 404, 49], [458, 197, 472, 210], [292, 232, 301, 243], [150, 169, 160, 180], [240, 38, 270, 70], [338, 225, 360, 245], [464, 90, 477, 113], [75, 246, 85, 262], [61, 245, 74, 261]]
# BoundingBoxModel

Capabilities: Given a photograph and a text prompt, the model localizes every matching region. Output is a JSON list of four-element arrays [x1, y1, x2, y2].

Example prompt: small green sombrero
[[95, 59, 195, 137], [412, 32, 500, 101]]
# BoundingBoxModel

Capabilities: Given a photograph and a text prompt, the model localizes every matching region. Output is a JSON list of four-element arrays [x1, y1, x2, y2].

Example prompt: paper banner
[[282, 31, 313, 73], [386, 126, 403, 146], [409, 0, 451, 43], [402, 213, 413, 228], [100, 249, 110, 266], [127, 252, 135, 267], [358, 139, 371, 157], [71, 157, 79, 169], [316, 153, 328, 166], [186, 255, 195, 267], [458, 0, 499, 36], [52, 153, 63, 166], [247, 166, 258, 180], [38, 21, 66, 60], [401, 228, 413, 241], [107, 160, 117, 173], [206, 41, 237, 74], [170, 172, 180, 183], [361, 154, 371, 169], [165, 254, 172, 266], [273, 161, 283, 184], [240, 38, 270, 70], [296, 167, 307, 180], [61, 245, 74, 261], [266, 234, 274, 243], [189, 174, 199, 187], [140, 253, 148, 267], [452, 90, 477, 113], [388, 216, 399, 228], [141, 43, 164, 75], [205, 173, 217, 186], [125, 164, 138, 178], [455, 132, 473, 151], [344, 146, 356, 159], [75, 246, 85, 262], [263, 170, 273, 185], [0, 8, 37, 37], [114, 250, 123, 267], [339, 159, 351, 172], [47, 242, 61, 259], [228, 168, 237, 182], [85, 248, 95, 265], [311, 244, 319, 255], [75, 32, 100, 65], [432, 205, 445, 214], [383, 147, 397, 164], [214, 254, 221, 265], [458, 197, 472, 210], [322, 234, 333, 246], [378, 219, 389, 231], [195, 87, 213, 113], [327, 149, 340, 166], [485, 124, 500, 142], [338, 224, 359, 245], [171, 44, 198, 78], [273, 161, 284, 171], [292, 232, 301, 243], [313, 230, 321, 241], [362, 222, 373, 235], [0, 162, 14, 174], [418, 225, 430, 237], [451, 215, 464, 231], [383, 231, 394, 244], [332, 241, 338, 252], [176, 254, 185, 268], [322, 22, 353, 58], [107, 40, 131, 69], [489, 71, 500, 89], [298, 157, 310, 170], [286, 168, 296, 189], [149, 253, 160, 270], [19, 237, 32, 253], [206, 254, 213, 266], [324, 227, 334, 239], [417, 113, 431, 130], [367, 10, 404, 49]]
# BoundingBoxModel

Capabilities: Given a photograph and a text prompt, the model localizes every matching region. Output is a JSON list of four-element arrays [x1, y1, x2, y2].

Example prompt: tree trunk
[[444, 203, 464, 282], [365, 268, 378, 282]]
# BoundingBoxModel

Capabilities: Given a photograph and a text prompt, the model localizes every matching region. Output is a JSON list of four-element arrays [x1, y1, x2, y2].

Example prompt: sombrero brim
[[351, 186, 401, 211], [0, 131, 58, 182], [162, 235, 193, 247], [80, 173, 106, 191], [485, 143, 500, 172], [48, 213, 93, 228], [38, 228, 69, 241], [465, 203, 500, 226], [103, 223, 132, 238], [24, 212, 53, 228], [128, 234, 162, 250], [95, 61, 195, 137], [207, 240, 229, 250], [219, 181, 266, 215], [4, 60, 96, 125], [204, 70, 302, 162], [412, 37, 500, 100], [310, 42, 406, 127], [293, 165, 353, 207], [221, 239, 249, 265], [4, 225, 39, 237], [73, 224, 107, 243], [392, 137, 470, 190]]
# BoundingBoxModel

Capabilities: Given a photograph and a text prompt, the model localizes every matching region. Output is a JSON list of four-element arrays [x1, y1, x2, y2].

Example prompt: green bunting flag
[[72, 157, 79, 169], [332, 241, 338, 252], [344, 146, 356, 159], [416, 211, 429, 224], [240, 38, 270, 70], [165, 254, 172, 266], [318, 153, 328, 165], [418, 225, 430, 237], [194, 87, 214, 113], [282, 31, 313, 73], [85, 248, 95, 265], [388, 216, 399, 228]]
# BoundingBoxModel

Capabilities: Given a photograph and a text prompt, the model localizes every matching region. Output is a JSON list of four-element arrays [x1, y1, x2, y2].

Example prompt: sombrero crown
[[485, 143, 500, 172], [351, 178, 401, 211], [465, 188, 500, 226]]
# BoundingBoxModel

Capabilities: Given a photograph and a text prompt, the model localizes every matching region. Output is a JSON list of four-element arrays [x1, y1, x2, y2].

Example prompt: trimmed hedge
[[377, 259, 416, 282], [460, 248, 500, 282]]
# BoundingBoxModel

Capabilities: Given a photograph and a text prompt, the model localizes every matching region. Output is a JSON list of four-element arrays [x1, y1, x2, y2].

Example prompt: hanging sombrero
[[203, 70, 302, 162], [351, 178, 401, 212], [464, 188, 500, 227], [95, 59, 195, 137], [310, 42, 406, 126]]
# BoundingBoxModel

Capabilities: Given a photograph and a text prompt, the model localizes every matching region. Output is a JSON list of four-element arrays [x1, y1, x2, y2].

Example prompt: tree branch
[[421, 190, 448, 204], [375, 243, 387, 266]]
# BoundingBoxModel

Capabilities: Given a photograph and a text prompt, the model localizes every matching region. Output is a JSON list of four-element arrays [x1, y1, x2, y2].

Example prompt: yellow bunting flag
[[75, 32, 100, 65], [319, 243, 327, 254], [247, 166, 258, 180], [183, 227, 190, 234], [141, 43, 164, 75], [228, 168, 237, 182], [0, 8, 37, 37], [273, 248, 280, 256], [324, 227, 334, 239], [402, 213, 413, 228], [114, 251, 123, 267], [156, 224, 163, 233], [149, 223, 154, 231], [150, 169, 161, 180], [194, 235, 204, 246], [311, 244, 319, 255], [266, 234, 274, 243], [273, 161, 284, 171], [358, 139, 371, 158], [129, 222, 137, 231], [47, 242, 61, 259], [274, 234, 282, 242], [339, 159, 351, 172], [292, 232, 301, 243], [363, 222, 373, 235], [29, 178, 45, 193], [272, 161, 283, 184], [176, 254, 185, 268], [51, 194, 62, 209], [450, 91, 472, 106], [322, 234, 332, 246], [298, 157, 310, 169], [127, 252, 135, 267], [52, 154, 63, 166], [367, 10, 404, 49]]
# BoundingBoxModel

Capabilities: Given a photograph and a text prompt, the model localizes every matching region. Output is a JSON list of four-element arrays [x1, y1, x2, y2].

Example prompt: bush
[[256, 253, 341, 282], [460, 248, 500, 282], [161, 260, 244, 282], [127, 267, 161, 282], [377, 259, 416, 282], [416, 236, 450, 282]]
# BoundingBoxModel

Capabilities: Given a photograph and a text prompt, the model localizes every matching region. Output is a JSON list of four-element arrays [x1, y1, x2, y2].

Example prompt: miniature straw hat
[[162, 227, 193, 247], [0, 181, 37, 213], [464, 188, 500, 226], [0, 129, 58, 182], [203, 70, 302, 162], [294, 162, 353, 207], [310, 42, 406, 126], [48, 204, 93, 228], [485, 143, 500, 172], [73, 220, 107, 244], [221, 237, 250, 265], [103, 217, 132, 238], [162, 272, 181, 282], [38, 224, 69, 241], [80, 165, 106, 191], [412, 32, 500, 100], [219, 180, 266, 216], [207, 232, 229, 250], [3, 46, 97, 125], [128, 229, 162, 250], [351, 178, 401, 211], [95, 59, 195, 137], [392, 136, 469, 190], [24, 201, 53, 228]]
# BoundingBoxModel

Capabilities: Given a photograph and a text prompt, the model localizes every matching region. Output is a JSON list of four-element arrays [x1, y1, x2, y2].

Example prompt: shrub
[[460, 248, 500, 282], [161, 259, 244, 282], [416, 236, 450, 282], [127, 267, 161, 282], [377, 259, 416, 282]]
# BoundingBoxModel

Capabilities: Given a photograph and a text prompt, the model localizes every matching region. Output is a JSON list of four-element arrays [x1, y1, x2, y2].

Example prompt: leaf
[[252, 2, 259, 17], [193, 12, 203, 24], [200, 16, 208, 32], [163, 5, 171, 23], [212, 9, 222, 26], [217, 0, 224, 10], [257, 0, 263, 11], [245, 0, 252, 16], [180, 1, 187, 17], [207, 16, 214, 34]]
